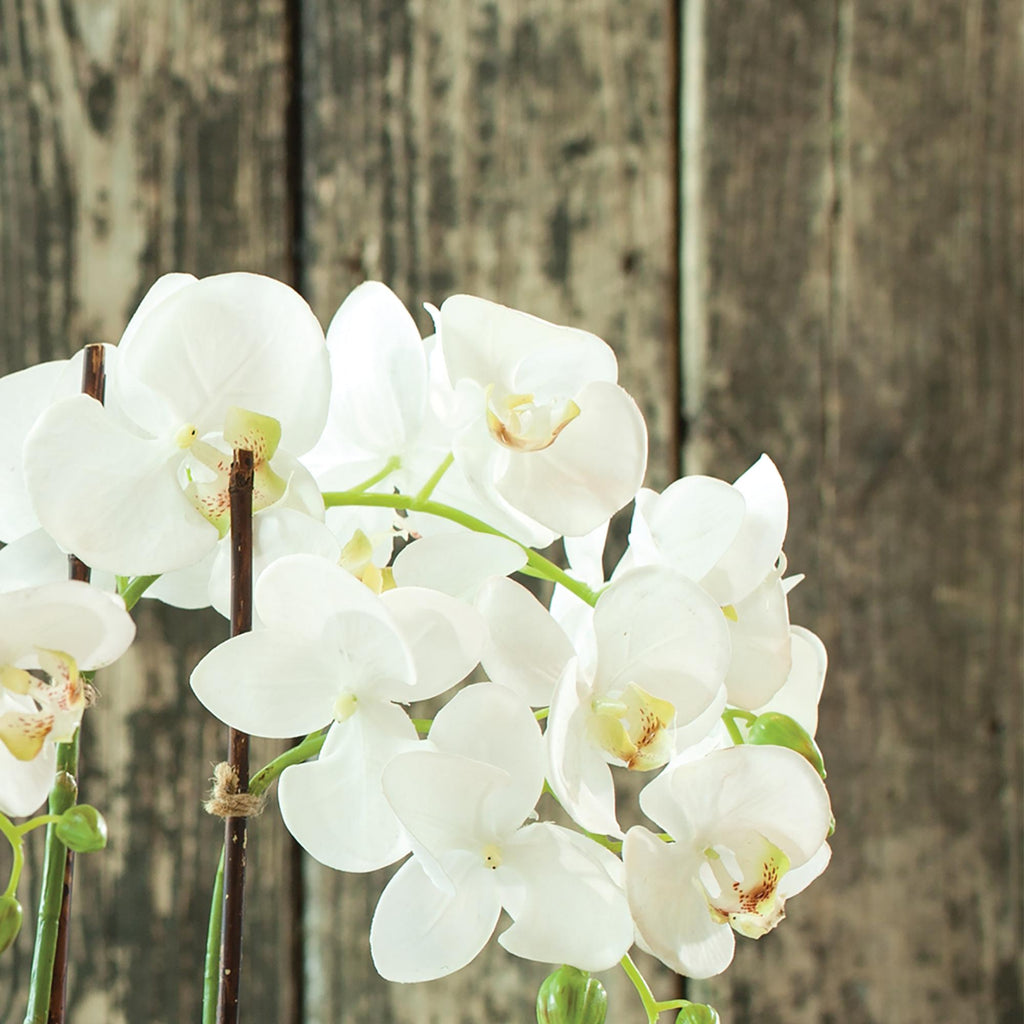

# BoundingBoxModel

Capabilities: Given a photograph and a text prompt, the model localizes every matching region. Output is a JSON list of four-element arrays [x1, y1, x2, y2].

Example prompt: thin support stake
[[216, 449, 254, 1024]]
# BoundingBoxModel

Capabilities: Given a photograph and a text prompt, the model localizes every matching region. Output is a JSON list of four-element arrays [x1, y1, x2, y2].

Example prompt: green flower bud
[[55, 805, 108, 853], [747, 711, 827, 779], [0, 895, 23, 953], [675, 1003, 720, 1024], [536, 965, 608, 1024]]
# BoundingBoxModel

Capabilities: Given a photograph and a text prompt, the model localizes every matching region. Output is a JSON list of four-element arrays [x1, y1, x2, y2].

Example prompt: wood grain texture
[[298, 0, 679, 1020], [689, 0, 1023, 1020], [0, 1, 299, 1021]]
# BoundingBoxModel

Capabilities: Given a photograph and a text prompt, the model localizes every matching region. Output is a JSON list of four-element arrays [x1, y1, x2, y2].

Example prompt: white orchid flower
[[623, 744, 832, 979], [473, 568, 730, 837], [23, 273, 330, 577], [0, 581, 136, 816], [370, 683, 633, 982], [626, 455, 794, 708], [189, 554, 484, 872], [435, 295, 647, 538]]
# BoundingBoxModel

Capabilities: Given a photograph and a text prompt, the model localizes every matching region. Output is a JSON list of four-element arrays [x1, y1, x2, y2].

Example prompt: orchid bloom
[[0, 581, 136, 816], [22, 273, 330, 577], [626, 455, 795, 708], [370, 683, 633, 982], [474, 567, 731, 837], [189, 554, 484, 872], [435, 295, 647, 538], [623, 744, 832, 979]]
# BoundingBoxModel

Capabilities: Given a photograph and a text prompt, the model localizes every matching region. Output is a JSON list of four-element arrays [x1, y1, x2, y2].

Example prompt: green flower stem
[[0, 816, 24, 900], [120, 574, 161, 611], [202, 731, 327, 1024], [348, 456, 402, 495], [621, 952, 661, 1022], [414, 452, 454, 502], [721, 708, 756, 745], [23, 735, 79, 1024], [410, 718, 433, 736], [322, 491, 600, 607]]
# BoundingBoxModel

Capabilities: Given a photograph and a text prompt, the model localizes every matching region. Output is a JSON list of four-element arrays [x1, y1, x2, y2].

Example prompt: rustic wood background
[[1, 1, 1021, 1022]]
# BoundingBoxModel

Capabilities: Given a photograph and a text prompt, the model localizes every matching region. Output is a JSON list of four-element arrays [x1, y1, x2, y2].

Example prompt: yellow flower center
[[588, 683, 676, 771], [485, 387, 581, 453], [0, 650, 83, 761], [481, 843, 503, 869], [702, 837, 791, 938]]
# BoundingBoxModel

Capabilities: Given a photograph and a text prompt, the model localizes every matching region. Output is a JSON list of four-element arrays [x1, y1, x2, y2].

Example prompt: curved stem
[[120, 574, 161, 611], [620, 952, 661, 1023], [414, 452, 454, 502], [322, 491, 600, 606], [721, 707, 756, 746], [0, 815, 24, 900], [347, 456, 401, 495]]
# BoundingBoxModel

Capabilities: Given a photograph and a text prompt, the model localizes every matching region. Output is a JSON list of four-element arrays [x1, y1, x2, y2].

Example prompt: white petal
[[755, 626, 827, 736], [498, 823, 632, 970], [382, 750, 517, 862], [546, 662, 622, 837], [594, 567, 731, 723], [392, 532, 527, 599], [629, 476, 746, 581], [0, 704, 56, 818], [380, 587, 485, 701], [0, 530, 77, 592], [24, 395, 219, 575], [189, 630, 341, 736], [145, 546, 219, 610], [309, 281, 427, 462], [624, 826, 736, 978], [494, 381, 647, 537], [701, 455, 788, 604], [370, 852, 501, 982], [563, 521, 609, 587], [116, 273, 330, 453], [429, 683, 545, 824], [476, 577, 574, 706], [439, 295, 618, 393], [779, 840, 832, 897], [0, 581, 135, 671], [278, 704, 418, 872], [640, 745, 832, 866], [724, 574, 792, 709]]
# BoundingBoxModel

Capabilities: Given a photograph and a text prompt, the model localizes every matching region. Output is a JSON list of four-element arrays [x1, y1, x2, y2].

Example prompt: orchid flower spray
[[0, 275, 835, 1024]]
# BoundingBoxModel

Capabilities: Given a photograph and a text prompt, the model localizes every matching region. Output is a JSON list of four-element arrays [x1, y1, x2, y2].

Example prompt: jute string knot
[[204, 761, 265, 818]]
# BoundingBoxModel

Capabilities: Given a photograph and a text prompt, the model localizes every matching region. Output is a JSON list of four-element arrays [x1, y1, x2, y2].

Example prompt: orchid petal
[[724, 573, 792, 709], [189, 630, 342, 737], [494, 381, 647, 537], [755, 626, 827, 736], [370, 852, 501, 982], [278, 703, 418, 872], [497, 823, 632, 970], [116, 273, 330, 453], [24, 395, 219, 575], [380, 587, 485, 701], [391, 533, 526, 599], [476, 577, 574, 706], [624, 826, 736, 978]]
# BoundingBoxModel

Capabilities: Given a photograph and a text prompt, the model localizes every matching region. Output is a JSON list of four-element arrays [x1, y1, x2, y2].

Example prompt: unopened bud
[[55, 804, 108, 853], [536, 965, 608, 1024], [0, 895, 23, 953], [675, 1004, 719, 1024], [747, 711, 826, 779]]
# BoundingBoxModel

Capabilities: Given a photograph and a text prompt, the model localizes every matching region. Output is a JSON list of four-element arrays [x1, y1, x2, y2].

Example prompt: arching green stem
[[347, 456, 402, 495], [119, 575, 161, 611], [721, 707, 757, 745], [414, 452, 454, 502]]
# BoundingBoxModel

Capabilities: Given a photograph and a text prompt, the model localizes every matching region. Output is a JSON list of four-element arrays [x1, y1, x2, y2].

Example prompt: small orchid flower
[[23, 273, 330, 576], [189, 554, 485, 872], [623, 744, 832, 979], [370, 683, 633, 982], [435, 295, 647, 537], [626, 455, 794, 708], [0, 581, 136, 817]]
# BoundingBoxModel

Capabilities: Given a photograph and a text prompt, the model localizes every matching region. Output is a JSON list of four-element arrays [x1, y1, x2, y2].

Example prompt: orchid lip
[[485, 386, 581, 453]]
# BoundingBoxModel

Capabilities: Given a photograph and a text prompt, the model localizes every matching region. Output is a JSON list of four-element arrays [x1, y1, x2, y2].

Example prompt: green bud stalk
[[536, 965, 608, 1024]]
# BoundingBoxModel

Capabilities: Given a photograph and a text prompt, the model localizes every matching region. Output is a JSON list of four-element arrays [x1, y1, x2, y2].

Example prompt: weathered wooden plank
[[0, 2, 298, 1021], [689, 0, 1023, 1020], [298, 0, 680, 1019]]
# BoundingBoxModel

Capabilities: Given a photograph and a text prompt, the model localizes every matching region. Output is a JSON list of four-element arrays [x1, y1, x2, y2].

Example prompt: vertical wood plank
[[0, 2, 297, 1021], [688, 0, 1023, 1020], [298, 0, 679, 1019]]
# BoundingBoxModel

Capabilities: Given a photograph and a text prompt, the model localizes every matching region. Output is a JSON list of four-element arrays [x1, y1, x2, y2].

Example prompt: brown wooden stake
[[47, 344, 106, 1024], [217, 449, 254, 1024]]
